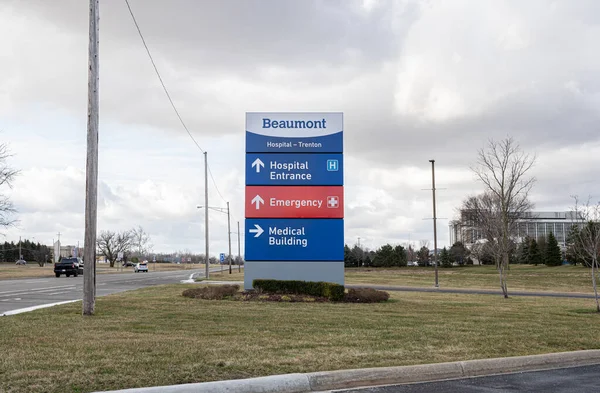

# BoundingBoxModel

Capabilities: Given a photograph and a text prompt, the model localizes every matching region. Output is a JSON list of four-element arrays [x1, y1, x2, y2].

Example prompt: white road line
[[0, 286, 76, 298], [1, 300, 81, 316], [0, 285, 75, 295], [46, 291, 75, 296], [25, 280, 49, 283]]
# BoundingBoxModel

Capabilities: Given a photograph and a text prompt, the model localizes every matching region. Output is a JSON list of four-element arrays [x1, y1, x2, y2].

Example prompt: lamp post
[[230, 221, 242, 273], [429, 159, 439, 288], [197, 203, 232, 274]]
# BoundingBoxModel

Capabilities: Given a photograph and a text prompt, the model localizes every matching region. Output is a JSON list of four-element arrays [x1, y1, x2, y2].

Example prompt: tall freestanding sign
[[244, 112, 344, 289]]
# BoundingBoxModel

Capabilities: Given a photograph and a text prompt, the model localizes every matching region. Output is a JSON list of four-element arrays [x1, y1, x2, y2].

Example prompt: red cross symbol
[[327, 196, 339, 208]]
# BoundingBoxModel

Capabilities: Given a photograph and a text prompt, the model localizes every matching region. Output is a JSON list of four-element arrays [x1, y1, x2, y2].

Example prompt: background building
[[449, 211, 579, 249]]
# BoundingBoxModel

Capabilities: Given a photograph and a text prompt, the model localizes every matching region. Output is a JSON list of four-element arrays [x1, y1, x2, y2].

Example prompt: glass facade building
[[449, 211, 580, 248]]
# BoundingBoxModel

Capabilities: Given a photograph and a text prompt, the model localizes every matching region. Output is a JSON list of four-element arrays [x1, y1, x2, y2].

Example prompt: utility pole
[[57, 232, 61, 258], [227, 201, 232, 274], [83, 0, 99, 316], [19, 236, 21, 260], [204, 151, 209, 280], [357, 237, 361, 248], [429, 159, 439, 288], [237, 220, 241, 273]]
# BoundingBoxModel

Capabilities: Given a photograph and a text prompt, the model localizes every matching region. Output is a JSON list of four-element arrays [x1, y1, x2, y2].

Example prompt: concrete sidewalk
[[95, 350, 600, 393]]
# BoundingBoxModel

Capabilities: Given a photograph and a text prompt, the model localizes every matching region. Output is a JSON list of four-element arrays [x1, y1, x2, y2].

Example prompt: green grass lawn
[[202, 265, 596, 294], [1, 284, 599, 393], [345, 265, 596, 293]]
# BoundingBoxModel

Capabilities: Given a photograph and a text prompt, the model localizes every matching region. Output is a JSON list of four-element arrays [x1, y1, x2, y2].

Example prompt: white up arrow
[[249, 224, 264, 238], [251, 195, 265, 209], [251, 158, 265, 173]]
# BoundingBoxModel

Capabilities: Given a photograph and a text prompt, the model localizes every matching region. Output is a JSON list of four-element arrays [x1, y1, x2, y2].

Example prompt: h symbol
[[327, 159, 339, 171]]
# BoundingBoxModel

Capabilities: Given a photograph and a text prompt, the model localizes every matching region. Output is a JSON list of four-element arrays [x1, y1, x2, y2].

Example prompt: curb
[[94, 350, 600, 393], [0, 299, 81, 317]]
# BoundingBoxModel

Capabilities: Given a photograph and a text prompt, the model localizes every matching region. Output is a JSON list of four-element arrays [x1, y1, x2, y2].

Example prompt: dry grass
[[345, 265, 596, 293], [1, 284, 599, 393]]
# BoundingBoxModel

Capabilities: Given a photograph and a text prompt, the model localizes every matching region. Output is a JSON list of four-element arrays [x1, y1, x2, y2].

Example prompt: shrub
[[344, 288, 390, 303], [252, 279, 345, 301], [182, 284, 239, 300]]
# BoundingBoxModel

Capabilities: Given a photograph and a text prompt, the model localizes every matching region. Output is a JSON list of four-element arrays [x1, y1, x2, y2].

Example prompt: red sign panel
[[245, 186, 344, 218]]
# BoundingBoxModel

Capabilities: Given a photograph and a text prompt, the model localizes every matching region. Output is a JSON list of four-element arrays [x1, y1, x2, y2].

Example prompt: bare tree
[[470, 137, 536, 298], [570, 196, 600, 312], [0, 143, 19, 227], [97, 230, 133, 267], [131, 225, 153, 258]]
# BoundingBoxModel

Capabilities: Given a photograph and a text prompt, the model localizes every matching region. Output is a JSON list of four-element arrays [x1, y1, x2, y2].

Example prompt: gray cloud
[[2, 0, 600, 253]]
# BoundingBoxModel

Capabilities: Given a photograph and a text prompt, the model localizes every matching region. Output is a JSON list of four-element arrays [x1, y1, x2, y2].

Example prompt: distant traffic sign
[[219, 253, 225, 262], [244, 218, 344, 261], [245, 186, 343, 218], [245, 153, 343, 186]]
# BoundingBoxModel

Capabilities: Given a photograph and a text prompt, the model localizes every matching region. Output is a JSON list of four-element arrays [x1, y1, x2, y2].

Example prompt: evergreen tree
[[344, 244, 355, 267], [518, 237, 530, 264], [537, 236, 548, 265], [440, 247, 452, 268], [545, 232, 563, 266], [529, 238, 542, 266], [449, 241, 470, 265], [393, 245, 408, 267], [417, 246, 430, 266]]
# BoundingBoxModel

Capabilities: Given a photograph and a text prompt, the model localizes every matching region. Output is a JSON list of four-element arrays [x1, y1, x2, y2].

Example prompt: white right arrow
[[251, 194, 265, 209], [251, 158, 265, 173], [249, 224, 264, 238]]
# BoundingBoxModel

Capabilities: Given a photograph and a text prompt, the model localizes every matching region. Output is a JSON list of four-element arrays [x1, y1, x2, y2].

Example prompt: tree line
[[344, 241, 472, 268], [0, 239, 52, 266]]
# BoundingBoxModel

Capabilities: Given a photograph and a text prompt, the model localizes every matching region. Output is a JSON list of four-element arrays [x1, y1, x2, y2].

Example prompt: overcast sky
[[1, 0, 599, 256]]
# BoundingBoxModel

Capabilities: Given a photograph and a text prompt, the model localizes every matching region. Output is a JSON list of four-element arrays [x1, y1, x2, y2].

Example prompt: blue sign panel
[[245, 218, 344, 261], [245, 153, 344, 186], [246, 112, 343, 153], [219, 253, 225, 262]]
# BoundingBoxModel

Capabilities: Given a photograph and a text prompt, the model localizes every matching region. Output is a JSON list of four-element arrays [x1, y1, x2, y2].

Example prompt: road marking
[[0, 286, 76, 298], [1, 299, 81, 317], [25, 280, 49, 283], [46, 291, 74, 296], [0, 285, 75, 295]]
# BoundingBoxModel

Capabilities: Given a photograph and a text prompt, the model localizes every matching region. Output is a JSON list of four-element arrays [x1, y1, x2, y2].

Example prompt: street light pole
[[429, 159, 439, 288], [227, 201, 232, 274], [237, 220, 241, 273], [204, 152, 209, 280]]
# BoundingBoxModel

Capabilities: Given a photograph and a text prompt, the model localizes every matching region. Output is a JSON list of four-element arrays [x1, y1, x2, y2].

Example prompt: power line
[[207, 163, 227, 203], [124, 0, 204, 153], [124, 0, 234, 225]]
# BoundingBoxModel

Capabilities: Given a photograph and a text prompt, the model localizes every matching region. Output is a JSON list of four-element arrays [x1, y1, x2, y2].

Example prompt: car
[[54, 257, 84, 277], [15, 259, 27, 265], [134, 263, 148, 273]]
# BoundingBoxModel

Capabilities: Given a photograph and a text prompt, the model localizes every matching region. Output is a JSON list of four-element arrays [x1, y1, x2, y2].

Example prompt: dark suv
[[54, 257, 84, 278]]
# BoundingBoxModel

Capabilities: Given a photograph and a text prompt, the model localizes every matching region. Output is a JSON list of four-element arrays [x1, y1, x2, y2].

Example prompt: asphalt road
[[333, 364, 600, 393], [0, 267, 223, 315]]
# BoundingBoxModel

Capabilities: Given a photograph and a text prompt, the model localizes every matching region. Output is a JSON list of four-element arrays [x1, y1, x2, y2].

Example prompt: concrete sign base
[[244, 261, 344, 290]]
